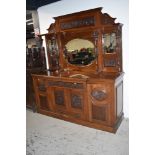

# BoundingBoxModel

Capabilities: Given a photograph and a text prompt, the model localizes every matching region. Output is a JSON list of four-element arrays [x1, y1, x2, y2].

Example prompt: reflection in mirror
[[64, 38, 96, 66], [47, 37, 59, 69], [102, 33, 116, 53], [47, 38, 58, 55]]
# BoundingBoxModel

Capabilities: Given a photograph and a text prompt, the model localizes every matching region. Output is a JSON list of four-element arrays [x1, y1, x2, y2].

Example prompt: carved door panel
[[36, 93, 53, 112], [68, 89, 87, 120], [33, 77, 53, 112], [37, 78, 47, 93], [38, 94, 49, 111], [88, 83, 113, 125], [49, 87, 69, 114]]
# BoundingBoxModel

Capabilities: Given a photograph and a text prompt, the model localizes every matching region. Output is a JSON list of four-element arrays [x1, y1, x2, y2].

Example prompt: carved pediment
[[47, 23, 56, 33], [102, 13, 116, 25]]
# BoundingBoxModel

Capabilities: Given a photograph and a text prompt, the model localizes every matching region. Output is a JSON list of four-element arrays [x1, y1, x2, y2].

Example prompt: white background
[[0, 0, 155, 154], [38, 0, 129, 118]]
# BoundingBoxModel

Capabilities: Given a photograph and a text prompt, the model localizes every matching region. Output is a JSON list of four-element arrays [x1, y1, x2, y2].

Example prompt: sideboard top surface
[[32, 70, 124, 82]]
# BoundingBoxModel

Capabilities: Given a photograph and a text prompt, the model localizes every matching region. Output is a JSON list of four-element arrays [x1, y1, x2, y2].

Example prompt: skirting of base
[[37, 109, 124, 133]]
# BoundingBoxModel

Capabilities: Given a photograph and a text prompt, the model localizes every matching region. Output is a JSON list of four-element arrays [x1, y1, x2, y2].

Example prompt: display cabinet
[[32, 7, 124, 133]]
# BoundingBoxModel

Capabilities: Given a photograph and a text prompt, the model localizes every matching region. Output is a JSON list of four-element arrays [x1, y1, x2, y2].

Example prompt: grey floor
[[26, 109, 129, 155]]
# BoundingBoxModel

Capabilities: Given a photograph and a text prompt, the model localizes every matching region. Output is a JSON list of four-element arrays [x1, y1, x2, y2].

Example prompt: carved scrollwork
[[54, 90, 64, 105], [60, 16, 95, 30], [102, 13, 116, 25], [104, 59, 116, 67], [71, 94, 82, 109], [38, 83, 46, 92], [47, 23, 56, 33], [48, 81, 84, 89], [91, 89, 107, 101]]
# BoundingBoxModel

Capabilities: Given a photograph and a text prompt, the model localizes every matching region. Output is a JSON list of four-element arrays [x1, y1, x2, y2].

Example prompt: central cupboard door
[[48, 82, 88, 120]]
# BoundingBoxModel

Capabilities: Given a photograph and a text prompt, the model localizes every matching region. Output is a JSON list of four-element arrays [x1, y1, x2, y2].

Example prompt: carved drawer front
[[69, 112, 82, 119], [52, 87, 68, 112], [37, 78, 46, 92], [104, 59, 116, 67], [54, 90, 65, 106], [90, 83, 113, 105], [48, 81, 84, 89], [91, 89, 107, 101], [38, 95, 49, 111], [70, 93, 83, 109]]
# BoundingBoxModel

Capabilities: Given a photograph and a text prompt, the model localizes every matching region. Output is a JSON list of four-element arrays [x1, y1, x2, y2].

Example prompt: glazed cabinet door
[[102, 25, 122, 73]]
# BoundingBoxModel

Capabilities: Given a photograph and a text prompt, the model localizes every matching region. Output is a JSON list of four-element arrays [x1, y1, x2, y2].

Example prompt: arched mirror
[[63, 38, 96, 66]]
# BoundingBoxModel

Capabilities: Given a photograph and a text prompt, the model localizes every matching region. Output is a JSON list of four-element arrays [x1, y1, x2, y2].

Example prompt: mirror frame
[[60, 31, 98, 71]]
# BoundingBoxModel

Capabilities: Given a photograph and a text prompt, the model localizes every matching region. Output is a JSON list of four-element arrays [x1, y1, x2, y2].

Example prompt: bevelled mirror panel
[[47, 38, 59, 55], [102, 33, 116, 53], [64, 38, 96, 66]]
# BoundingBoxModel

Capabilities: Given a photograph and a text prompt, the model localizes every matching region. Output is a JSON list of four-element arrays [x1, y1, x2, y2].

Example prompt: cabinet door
[[68, 89, 87, 120], [33, 77, 53, 112], [49, 87, 69, 114], [102, 27, 122, 72], [38, 94, 49, 111], [88, 83, 113, 125], [46, 79, 88, 119]]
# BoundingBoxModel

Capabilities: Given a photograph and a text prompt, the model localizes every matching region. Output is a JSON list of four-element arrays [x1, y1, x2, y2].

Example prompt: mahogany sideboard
[[32, 71, 123, 133], [32, 7, 124, 133]]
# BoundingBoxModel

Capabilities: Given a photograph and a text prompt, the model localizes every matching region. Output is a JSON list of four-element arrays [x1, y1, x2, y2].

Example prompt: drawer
[[69, 112, 86, 120], [88, 83, 113, 104], [48, 81, 84, 89], [37, 78, 47, 92], [70, 112, 81, 119]]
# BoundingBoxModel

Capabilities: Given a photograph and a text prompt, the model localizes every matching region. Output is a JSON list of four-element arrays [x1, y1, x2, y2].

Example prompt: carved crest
[[91, 89, 107, 101], [102, 13, 116, 25], [47, 23, 56, 33], [71, 94, 82, 109]]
